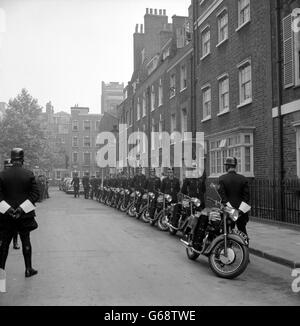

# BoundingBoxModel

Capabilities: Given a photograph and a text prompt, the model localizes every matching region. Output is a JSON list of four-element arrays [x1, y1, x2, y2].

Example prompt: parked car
[[65, 179, 84, 195]]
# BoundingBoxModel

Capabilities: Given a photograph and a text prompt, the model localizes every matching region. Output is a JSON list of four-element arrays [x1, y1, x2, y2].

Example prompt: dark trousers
[[0, 231, 33, 270], [74, 187, 79, 198], [84, 187, 90, 199], [235, 214, 249, 236], [172, 203, 182, 227]]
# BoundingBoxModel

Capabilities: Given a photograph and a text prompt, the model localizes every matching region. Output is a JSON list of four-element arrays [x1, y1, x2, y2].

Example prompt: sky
[[0, 0, 190, 114]]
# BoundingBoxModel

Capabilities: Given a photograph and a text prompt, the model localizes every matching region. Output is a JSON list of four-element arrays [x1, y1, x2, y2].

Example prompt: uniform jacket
[[218, 171, 250, 211], [160, 177, 180, 201], [145, 176, 161, 193], [181, 177, 206, 208], [131, 174, 147, 191], [0, 166, 40, 232], [71, 176, 80, 188], [82, 176, 90, 188]]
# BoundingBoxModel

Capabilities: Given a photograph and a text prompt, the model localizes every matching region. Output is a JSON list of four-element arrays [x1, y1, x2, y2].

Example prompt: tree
[[0, 89, 54, 170]]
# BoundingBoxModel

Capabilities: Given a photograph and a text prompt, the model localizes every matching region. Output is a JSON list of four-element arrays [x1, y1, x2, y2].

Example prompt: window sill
[[236, 20, 251, 32], [169, 95, 176, 100], [201, 116, 211, 123], [200, 53, 211, 61], [237, 99, 252, 109], [216, 38, 228, 48], [217, 109, 230, 117]]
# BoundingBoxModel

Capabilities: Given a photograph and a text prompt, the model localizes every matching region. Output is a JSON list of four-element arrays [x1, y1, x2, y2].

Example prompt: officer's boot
[[22, 242, 38, 278]]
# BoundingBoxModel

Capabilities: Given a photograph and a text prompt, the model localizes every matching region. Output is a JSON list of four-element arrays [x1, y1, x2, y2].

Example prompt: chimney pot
[[140, 24, 143, 33], [154, 9, 157, 15], [135, 24, 138, 33], [146, 8, 149, 14], [163, 9, 166, 16], [159, 9, 162, 15], [150, 8, 153, 15]]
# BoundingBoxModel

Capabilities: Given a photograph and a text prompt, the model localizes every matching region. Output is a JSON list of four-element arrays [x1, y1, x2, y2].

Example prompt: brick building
[[69, 105, 102, 178], [194, 0, 273, 180], [101, 82, 124, 115], [271, 0, 300, 179], [117, 8, 193, 181]]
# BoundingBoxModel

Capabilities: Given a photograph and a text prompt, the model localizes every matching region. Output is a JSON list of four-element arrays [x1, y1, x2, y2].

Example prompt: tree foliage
[[0, 89, 57, 170]]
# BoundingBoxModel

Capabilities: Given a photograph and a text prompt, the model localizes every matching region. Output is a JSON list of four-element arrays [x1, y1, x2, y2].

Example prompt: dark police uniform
[[131, 173, 147, 213], [160, 176, 180, 202], [218, 170, 250, 235], [82, 175, 90, 199], [0, 160, 40, 276], [71, 175, 80, 198], [145, 175, 161, 218]]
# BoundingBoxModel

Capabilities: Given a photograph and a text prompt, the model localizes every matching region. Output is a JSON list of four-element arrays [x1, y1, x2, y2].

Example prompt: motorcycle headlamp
[[149, 192, 155, 199], [125, 190, 130, 195], [157, 195, 164, 203], [136, 191, 141, 197], [142, 193, 148, 200], [192, 198, 201, 208], [130, 192, 135, 198], [165, 194, 172, 203]]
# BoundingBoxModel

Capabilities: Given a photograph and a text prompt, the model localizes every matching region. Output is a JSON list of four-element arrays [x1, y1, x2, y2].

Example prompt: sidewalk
[[248, 220, 300, 269]]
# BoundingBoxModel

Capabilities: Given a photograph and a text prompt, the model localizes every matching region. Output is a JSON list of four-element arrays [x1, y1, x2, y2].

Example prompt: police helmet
[[224, 157, 237, 168], [11, 148, 24, 162]]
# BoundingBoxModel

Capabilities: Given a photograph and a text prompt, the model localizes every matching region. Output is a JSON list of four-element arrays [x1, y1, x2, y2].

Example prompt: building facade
[[271, 0, 300, 179], [194, 0, 273, 180], [69, 105, 102, 178], [101, 82, 124, 115], [117, 8, 193, 181]]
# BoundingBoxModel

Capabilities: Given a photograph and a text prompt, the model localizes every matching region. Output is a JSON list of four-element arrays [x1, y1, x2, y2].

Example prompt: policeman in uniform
[[90, 176, 97, 200], [218, 157, 250, 235], [145, 168, 161, 219], [82, 172, 90, 199], [171, 163, 206, 228], [71, 172, 80, 198], [160, 168, 180, 203], [131, 167, 147, 215], [0, 148, 40, 277], [3, 159, 20, 250]]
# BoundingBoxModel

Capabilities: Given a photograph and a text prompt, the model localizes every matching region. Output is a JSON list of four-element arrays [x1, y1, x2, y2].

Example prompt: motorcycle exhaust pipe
[[180, 239, 191, 248]]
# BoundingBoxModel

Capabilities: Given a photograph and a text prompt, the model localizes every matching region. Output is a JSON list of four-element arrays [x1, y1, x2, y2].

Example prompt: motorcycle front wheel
[[208, 239, 249, 279], [140, 207, 150, 223], [128, 205, 137, 217], [157, 211, 170, 232]]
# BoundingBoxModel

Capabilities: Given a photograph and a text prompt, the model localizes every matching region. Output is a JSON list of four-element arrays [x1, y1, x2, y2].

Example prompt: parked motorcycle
[[138, 192, 156, 223], [127, 190, 142, 217], [119, 188, 132, 212], [167, 194, 202, 236], [180, 184, 250, 279], [149, 191, 174, 231]]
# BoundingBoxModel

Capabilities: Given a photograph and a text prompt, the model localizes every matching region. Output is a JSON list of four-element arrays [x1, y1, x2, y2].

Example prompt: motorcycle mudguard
[[203, 233, 248, 256]]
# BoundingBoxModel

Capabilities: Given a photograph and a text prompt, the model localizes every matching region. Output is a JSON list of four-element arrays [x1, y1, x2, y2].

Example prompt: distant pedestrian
[[71, 173, 80, 198], [82, 172, 90, 199]]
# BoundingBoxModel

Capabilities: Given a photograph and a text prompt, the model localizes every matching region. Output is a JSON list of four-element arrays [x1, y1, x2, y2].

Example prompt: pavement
[[248, 220, 300, 269], [0, 189, 299, 306]]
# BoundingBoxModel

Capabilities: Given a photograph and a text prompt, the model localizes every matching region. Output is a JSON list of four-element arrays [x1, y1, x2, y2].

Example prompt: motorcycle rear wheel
[[208, 239, 249, 279]]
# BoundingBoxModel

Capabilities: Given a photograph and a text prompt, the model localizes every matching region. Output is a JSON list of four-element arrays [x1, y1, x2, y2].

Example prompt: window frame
[[217, 8, 229, 46], [201, 25, 211, 59], [218, 73, 230, 114], [201, 84, 212, 121], [237, 0, 251, 30], [238, 59, 252, 107]]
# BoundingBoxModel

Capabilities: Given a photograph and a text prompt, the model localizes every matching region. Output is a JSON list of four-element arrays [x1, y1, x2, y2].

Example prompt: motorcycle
[[119, 188, 132, 212], [127, 190, 142, 217], [149, 191, 174, 231], [138, 191, 156, 223], [167, 194, 202, 236], [180, 183, 250, 279]]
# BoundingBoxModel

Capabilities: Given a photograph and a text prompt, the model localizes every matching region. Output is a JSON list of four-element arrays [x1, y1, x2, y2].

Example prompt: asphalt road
[[0, 189, 299, 306]]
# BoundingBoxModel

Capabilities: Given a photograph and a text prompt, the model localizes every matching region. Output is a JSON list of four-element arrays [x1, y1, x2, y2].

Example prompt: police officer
[[82, 172, 90, 199], [90, 176, 97, 200], [145, 168, 161, 219], [71, 172, 80, 198], [160, 168, 180, 202], [3, 159, 20, 250], [131, 167, 147, 214], [171, 163, 206, 228], [218, 157, 250, 235], [0, 148, 40, 277]]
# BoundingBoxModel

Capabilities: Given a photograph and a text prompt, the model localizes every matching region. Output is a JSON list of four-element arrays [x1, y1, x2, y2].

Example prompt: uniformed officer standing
[[171, 164, 206, 228], [160, 168, 180, 203], [90, 176, 97, 200], [145, 168, 161, 219], [0, 148, 40, 277], [82, 172, 90, 199], [3, 159, 20, 250], [218, 157, 251, 235], [71, 172, 80, 198], [131, 167, 147, 214]]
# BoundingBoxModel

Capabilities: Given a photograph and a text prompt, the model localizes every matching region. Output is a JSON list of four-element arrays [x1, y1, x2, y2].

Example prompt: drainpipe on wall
[[147, 86, 152, 177], [191, 0, 198, 160], [275, 0, 285, 221]]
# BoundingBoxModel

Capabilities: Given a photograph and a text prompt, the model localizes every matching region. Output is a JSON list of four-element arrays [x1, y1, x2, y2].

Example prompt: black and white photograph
[[0, 0, 299, 309]]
